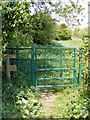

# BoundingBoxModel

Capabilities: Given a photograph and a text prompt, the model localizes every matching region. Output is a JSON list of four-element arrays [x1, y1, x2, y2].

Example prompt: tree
[[2, 1, 33, 49], [2, 1, 56, 47], [82, 27, 88, 37], [2, 0, 84, 48], [73, 27, 88, 38], [31, 11, 56, 44], [73, 28, 81, 38], [30, 0, 84, 29], [56, 23, 72, 40]]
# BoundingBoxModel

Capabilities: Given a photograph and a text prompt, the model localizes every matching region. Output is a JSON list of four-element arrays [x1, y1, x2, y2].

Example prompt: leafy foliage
[[73, 27, 88, 38], [65, 87, 88, 119], [31, 11, 56, 44], [2, 77, 43, 118], [2, 1, 33, 48], [80, 36, 88, 84], [56, 23, 72, 40], [52, 86, 89, 119], [2, 1, 56, 49], [2, 0, 84, 49]]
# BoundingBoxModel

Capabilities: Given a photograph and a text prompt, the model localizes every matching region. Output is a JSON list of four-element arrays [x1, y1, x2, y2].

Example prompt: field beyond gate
[[6, 45, 81, 88]]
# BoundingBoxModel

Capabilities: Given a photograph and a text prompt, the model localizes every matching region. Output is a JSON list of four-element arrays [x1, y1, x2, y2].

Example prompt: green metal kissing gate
[[6, 45, 82, 88]]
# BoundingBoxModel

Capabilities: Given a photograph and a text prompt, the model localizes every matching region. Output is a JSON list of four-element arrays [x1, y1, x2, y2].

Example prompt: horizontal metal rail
[[37, 68, 75, 71], [12, 58, 74, 61], [36, 47, 75, 50], [36, 58, 75, 61], [6, 47, 32, 50], [37, 77, 74, 80], [37, 84, 78, 88]]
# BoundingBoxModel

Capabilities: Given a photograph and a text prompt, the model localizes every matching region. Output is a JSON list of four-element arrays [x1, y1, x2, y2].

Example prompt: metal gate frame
[[34, 46, 82, 88], [6, 45, 82, 88]]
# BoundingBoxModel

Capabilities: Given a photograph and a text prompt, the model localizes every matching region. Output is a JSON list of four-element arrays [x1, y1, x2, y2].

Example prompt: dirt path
[[40, 92, 57, 117]]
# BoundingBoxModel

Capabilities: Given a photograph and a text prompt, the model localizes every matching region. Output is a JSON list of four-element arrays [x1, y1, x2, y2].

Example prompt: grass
[[52, 39, 82, 48], [3, 38, 88, 119], [51, 86, 79, 117], [44, 85, 88, 119]]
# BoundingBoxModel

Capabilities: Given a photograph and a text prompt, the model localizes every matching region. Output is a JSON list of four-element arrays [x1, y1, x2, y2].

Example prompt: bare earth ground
[[40, 92, 57, 117]]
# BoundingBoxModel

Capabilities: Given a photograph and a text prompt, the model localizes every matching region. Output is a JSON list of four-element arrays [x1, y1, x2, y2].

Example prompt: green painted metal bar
[[31, 47, 34, 87], [37, 68, 75, 71], [6, 45, 75, 50], [37, 84, 78, 88], [6, 47, 32, 50], [36, 47, 75, 50], [17, 47, 32, 50], [35, 48, 37, 87], [60, 47, 62, 77], [73, 48, 76, 85], [36, 58, 75, 61], [37, 77, 74, 80], [78, 49, 82, 86], [47, 47, 49, 67], [16, 46, 19, 68]]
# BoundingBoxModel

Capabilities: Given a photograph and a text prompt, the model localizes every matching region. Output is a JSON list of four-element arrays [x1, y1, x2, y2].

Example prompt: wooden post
[[6, 54, 17, 79]]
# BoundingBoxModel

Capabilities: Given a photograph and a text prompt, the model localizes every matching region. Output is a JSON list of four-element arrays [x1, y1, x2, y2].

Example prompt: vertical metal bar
[[35, 48, 37, 87], [31, 47, 34, 87], [60, 47, 62, 77], [74, 48, 76, 85], [16, 46, 19, 68], [79, 49, 82, 86], [47, 46, 49, 67]]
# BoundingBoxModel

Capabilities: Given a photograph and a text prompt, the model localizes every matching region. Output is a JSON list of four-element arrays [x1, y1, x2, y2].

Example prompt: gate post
[[6, 54, 17, 79], [31, 47, 34, 87], [78, 49, 82, 86], [74, 48, 76, 85]]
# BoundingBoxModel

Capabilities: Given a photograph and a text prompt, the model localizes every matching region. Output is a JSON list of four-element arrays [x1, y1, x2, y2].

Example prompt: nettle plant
[[2, 77, 43, 118], [65, 88, 88, 119], [15, 86, 43, 118]]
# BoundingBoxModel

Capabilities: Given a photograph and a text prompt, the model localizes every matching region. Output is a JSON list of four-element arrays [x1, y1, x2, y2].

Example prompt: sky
[[57, 0, 90, 30], [79, 0, 90, 29], [30, 0, 90, 30]]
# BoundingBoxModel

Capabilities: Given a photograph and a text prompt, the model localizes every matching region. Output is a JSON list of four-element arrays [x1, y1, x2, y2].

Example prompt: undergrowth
[[2, 79, 43, 118], [52, 86, 89, 119]]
